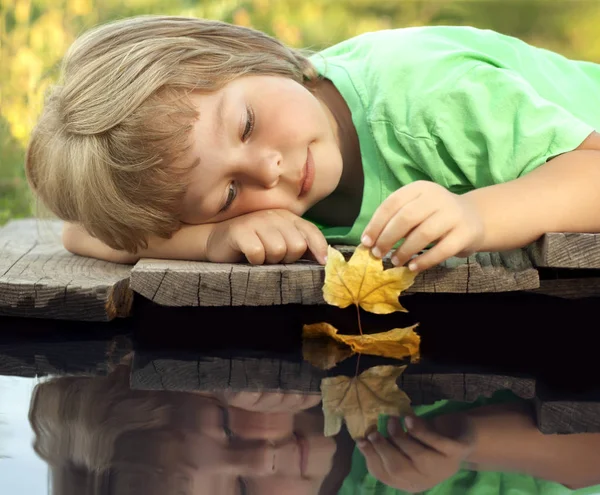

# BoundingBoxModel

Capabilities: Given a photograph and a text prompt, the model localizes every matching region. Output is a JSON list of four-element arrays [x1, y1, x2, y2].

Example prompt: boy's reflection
[[28, 362, 348, 494]]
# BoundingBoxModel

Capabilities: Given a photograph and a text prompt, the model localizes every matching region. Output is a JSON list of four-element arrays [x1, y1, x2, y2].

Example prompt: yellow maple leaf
[[321, 365, 412, 439], [324, 245, 416, 314], [303, 322, 420, 365]]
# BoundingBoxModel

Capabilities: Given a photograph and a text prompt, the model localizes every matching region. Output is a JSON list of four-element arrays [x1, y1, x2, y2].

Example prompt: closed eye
[[242, 105, 255, 141], [220, 182, 237, 213]]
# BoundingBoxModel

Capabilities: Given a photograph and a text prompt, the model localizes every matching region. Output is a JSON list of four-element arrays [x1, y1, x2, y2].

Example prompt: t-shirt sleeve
[[408, 62, 595, 192]]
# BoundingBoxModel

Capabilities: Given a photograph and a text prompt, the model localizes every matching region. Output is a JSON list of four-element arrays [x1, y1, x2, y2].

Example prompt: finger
[[277, 225, 309, 264], [369, 195, 436, 259], [391, 212, 453, 267], [296, 219, 328, 265], [356, 436, 390, 484], [406, 415, 474, 458], [255, 227, 288, 264], [235, 231, 266, 265], [366, 431, 413, 478], [361, 187, 422, 255], [405, 229, 467, 272]]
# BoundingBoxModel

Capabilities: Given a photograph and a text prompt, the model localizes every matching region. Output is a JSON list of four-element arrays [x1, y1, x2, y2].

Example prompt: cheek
[[236, 190, 296, 216], [303, 436, 337, 478]]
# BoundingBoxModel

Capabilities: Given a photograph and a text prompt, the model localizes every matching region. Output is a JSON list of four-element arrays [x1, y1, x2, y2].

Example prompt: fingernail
[[391, 256, 399, 266], [408, 261, 418, 271], [367, 432, 379, 442], [323, 256, 327, 264], [357, 439, 368, 449], [361, 235, 373, 247], [371, 247, 382, 258], [388, 417, 399, 436], [405, 416, 415, 430]]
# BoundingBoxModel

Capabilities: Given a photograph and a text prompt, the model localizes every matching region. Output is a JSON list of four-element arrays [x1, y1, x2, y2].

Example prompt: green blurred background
[[2, 0, 600, 226]]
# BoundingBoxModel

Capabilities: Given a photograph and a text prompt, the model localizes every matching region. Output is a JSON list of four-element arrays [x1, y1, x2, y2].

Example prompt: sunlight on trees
[[2, 0, 599, 223]]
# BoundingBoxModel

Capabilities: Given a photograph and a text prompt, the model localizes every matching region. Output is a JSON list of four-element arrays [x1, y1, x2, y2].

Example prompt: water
[[1, 292, 599, 494]]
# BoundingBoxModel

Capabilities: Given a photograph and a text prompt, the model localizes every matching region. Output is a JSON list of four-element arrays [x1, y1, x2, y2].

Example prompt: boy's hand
[[205, 209, 328, 265], [361, 181, 485, 272], [357, 414, 475, 493]]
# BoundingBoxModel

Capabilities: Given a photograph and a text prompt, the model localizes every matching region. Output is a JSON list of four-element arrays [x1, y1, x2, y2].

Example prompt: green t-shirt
[[308, 27, 600, 494], [307, 26, 600, 244], [337, 391, 600, 495]]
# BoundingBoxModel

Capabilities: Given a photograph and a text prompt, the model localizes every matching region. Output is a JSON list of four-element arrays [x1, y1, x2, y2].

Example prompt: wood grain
[[131, 248, 539, 307], [131, 352, 325, 393], [0, 220, 133, 321], [529, 232, 600, 268]]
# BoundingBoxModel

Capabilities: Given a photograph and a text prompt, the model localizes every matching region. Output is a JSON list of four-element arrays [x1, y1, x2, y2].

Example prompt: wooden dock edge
[[3, 220, 600, 316]]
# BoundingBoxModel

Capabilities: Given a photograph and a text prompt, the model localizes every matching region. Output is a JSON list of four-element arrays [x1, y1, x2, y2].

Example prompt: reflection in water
[[0, 376, 48, 495], [27, 361, 353, 494]]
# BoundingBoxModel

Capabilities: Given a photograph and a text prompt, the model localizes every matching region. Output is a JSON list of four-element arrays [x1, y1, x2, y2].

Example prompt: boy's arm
[[62, 209, 328, 265], [361, 132, 600, 272], [62, 222, 214, 264], [435, 401, 600, 489], [464, 131, 600, 252]]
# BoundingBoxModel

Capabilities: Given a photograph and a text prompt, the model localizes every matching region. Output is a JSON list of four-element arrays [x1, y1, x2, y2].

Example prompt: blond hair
[[26, 16, 319, 252], [28, 365, 169, 471], [29, 365, 171, 494]]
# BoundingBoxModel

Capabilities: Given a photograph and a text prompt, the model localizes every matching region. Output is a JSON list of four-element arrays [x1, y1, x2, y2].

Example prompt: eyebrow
[[215, 93, 227, 138]]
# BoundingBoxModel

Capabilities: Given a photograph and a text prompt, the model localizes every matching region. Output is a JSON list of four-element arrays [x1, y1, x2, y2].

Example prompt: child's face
[[179, 75, 343, 225], [111, 391, 336, 494]]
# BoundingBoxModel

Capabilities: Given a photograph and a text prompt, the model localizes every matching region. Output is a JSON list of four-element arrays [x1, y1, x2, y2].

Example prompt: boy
[[25, 16, 600, 272]]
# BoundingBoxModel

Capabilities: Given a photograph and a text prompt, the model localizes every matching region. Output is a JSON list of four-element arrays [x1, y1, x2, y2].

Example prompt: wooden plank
[[131, 351, 535, 406], [130, 259, 325, 307], [131, 248, 539, 307], [537, 400, 600, 434], [133, 351, 600, 434], [533, 381, 600, 434], [529, 232, 600, 268], [406, 249, 538, 294], [0, 219, 133, 321], [399, 372, 535, 405], [532, 276, 600, 299], [0, 317, 132, 377], [131, 352, 325, 393], [535, 399, 600, 434]]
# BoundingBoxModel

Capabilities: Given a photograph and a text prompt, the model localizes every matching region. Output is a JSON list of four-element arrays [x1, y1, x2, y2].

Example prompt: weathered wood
[[131, 248, 539, 307], [406, 249, 538, 294], [399, 372, 535, 405], [130, 259, 325, 307], [529, 232, 600, 269], [3, 218, 600, 316], [535, 399, 600, 434], [532, 276, 600, 299], [131, 352, 325, 393], [0, 219, 133, 321], [131, 351, 536, 406], [132, 352, 600, 434], [0, 317, 132, 377]]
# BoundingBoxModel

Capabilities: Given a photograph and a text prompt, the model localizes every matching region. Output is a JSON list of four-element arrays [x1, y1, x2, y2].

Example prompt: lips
[[299, 148, 315, 198]]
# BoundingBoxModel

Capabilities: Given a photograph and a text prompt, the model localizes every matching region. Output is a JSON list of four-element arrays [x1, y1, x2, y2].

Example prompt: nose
[[245, 149, 281, 189]]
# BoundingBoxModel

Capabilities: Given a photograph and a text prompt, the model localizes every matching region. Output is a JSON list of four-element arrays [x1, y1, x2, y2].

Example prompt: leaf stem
[[355, 304, 363, 335], [355, 353, 361, 377]]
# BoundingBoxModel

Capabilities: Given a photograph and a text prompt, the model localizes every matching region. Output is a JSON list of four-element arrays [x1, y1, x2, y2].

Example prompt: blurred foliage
[[1, 0, 600, 224]]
